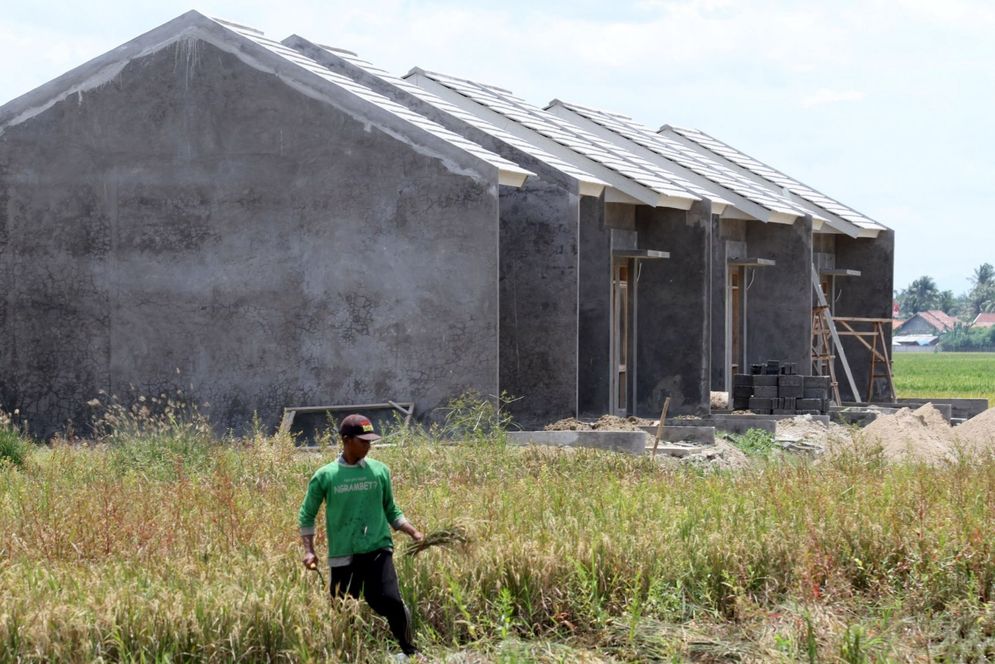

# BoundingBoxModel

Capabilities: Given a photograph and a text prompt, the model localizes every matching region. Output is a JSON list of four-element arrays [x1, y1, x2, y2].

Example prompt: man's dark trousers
[[330, 549, 416, 655]]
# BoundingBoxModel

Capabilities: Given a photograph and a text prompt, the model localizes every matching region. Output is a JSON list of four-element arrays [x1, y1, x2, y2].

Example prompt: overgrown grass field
[[4, 409, 995, 662], [892, 352, 995, 406]]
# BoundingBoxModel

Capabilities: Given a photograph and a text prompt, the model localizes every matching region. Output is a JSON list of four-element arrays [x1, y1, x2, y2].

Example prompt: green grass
[[5, 416, 995, 662], [892, 352, 995, 407]]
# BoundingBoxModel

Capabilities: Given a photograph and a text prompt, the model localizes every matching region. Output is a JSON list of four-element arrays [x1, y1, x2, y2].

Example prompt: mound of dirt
[[954, 407, 995, 451], [775, 414, 853, 453], [859, 404, 957, 464], [543, 418, 592, 431], [680, 439, 750, 470], [544, 415, 653, 432]]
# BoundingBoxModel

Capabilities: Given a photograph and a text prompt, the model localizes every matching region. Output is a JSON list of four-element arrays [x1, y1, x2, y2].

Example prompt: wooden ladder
[[833, 317, 896, 402], [811, 265, 861, 404], [811, 304, 842, 405]]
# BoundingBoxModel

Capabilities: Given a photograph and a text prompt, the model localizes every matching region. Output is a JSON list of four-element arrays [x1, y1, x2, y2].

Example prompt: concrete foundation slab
[[507, 430, 647, 455], [638, 425, 715, 444]]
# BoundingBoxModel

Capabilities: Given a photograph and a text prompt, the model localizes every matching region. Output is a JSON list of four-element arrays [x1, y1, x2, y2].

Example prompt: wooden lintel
[[833, 317, 892, 323]]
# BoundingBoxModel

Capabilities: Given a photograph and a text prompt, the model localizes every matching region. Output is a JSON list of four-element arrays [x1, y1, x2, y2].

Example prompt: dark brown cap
[[339, 414, 381, 441]]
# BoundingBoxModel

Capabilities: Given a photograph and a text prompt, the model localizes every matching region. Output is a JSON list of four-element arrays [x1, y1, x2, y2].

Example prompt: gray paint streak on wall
[[0, 40, 499, 437], [578, 194, 610, 416], [634, 201, 711, 416], [744, 218, 814, 373], [834, 230, 895, 401], [498, 181, 580, 427]]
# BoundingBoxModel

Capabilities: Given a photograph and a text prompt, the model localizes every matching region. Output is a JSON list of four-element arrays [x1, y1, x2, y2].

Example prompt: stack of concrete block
[[731, 360, 831, 415]]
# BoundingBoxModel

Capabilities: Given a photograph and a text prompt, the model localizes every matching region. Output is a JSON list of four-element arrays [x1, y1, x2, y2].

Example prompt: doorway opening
[[610, 259, 631, 416]]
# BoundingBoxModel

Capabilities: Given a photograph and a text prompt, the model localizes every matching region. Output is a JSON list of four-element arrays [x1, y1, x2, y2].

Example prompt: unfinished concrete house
[[1, 10, 894, 435], [0, 12, 534, 436]]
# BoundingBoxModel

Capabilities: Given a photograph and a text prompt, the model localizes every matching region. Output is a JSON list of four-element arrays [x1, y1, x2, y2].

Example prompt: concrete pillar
[[498, 180, 580, 427], [834, 229, 895, 401], [577, 194, 610, 416], [744, 217, 814, 374], [633, 200, 711, 417]]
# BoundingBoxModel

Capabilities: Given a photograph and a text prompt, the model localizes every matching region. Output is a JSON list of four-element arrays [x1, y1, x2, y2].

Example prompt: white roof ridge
[[415, 70, 706, 205], [284, 38, 606, 190], [666, 125, 886, 231], [553, 101, 813, 218], [548, 98, 633, 121], [210, 17, 264, 36], [412, 68, 518, 97]]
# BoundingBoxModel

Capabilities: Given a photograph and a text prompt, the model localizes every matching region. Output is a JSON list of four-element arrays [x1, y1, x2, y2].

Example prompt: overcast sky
[[2, 0, 992, 294]]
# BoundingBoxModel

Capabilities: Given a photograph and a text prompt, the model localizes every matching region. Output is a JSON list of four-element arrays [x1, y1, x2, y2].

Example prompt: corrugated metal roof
[[210, 19, 533, 183], [549, 100, 812, 220], [292, 43, 607, 192], [410, 69, 711, 206], [666, 125, 886, 231]]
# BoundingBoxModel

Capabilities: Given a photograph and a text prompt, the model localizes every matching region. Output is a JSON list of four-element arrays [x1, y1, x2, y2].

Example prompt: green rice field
[[892, 352, 995, 407]]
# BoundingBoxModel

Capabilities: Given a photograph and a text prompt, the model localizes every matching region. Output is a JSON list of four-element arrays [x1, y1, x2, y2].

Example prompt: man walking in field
[[299, 414, 424, 659]]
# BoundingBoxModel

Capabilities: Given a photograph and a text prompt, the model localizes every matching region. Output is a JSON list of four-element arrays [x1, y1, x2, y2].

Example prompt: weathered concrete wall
[[634, 201, 711, 417], [577, 194, 610, 416], [744, 218, 813, 374], [0, 39, 500, 436], [498, 181, 579, 427], [834, 230, 895, 401]]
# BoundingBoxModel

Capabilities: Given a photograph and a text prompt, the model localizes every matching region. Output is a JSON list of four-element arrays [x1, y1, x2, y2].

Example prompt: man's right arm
[[298, 472, 325, 569], [301, 533, 318, 569]]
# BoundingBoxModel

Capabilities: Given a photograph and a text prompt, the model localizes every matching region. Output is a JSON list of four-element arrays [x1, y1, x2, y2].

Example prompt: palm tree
[[970, 263, 994, 288], [968, 263, 995, 316], [899, 276, 939, 315]]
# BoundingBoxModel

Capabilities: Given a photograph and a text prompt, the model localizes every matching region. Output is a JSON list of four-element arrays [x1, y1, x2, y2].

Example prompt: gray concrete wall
[[744, 218, 814, 373], [633, 201, 711, 416], [834, 230, 895, 401], [0, 39, 500, 436], [577, 194, 610, 416], [499, 181, 580, 427]]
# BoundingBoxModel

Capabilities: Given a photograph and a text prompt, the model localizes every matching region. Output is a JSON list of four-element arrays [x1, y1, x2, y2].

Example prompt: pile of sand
[[859, 404, 957, 464], [544, 418, 592, 431], [544, 415, 652, 432], [953, 407, 995, 452], [775, 414, 853, 453]]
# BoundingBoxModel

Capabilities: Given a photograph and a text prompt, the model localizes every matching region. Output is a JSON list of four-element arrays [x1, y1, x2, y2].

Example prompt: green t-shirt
[[298, 456, 405, 561]]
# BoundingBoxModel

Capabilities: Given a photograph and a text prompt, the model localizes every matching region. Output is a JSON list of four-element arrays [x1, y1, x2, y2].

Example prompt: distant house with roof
[[972, 313, 995, 329], [895, 310, 959, 336]]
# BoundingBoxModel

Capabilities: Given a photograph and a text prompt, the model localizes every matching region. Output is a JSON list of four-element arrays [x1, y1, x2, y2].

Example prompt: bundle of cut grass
[[403, 526, 470, 557]]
